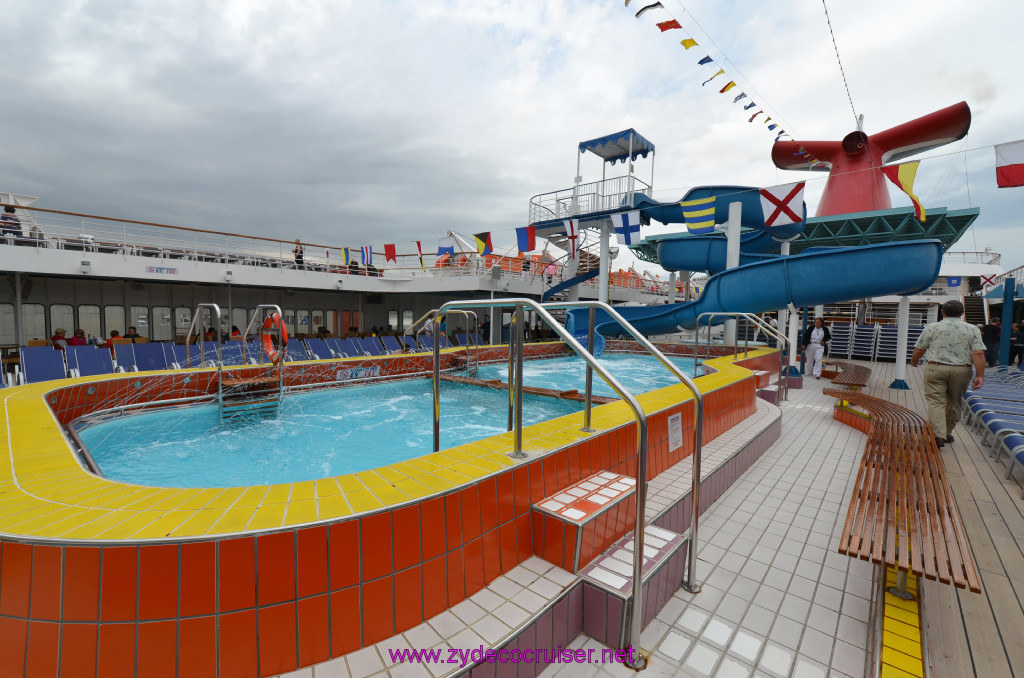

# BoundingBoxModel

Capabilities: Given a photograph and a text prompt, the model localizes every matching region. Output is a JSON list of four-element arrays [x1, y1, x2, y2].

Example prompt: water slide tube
[[566, 239, 943, 336]]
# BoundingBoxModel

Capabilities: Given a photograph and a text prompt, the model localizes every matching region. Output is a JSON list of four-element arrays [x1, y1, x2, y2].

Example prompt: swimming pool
[[474, 353, 701, 398], [78, 378, 584, 488]]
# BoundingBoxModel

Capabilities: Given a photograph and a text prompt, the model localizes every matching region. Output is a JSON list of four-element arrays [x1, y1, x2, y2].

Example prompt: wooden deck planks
[[856, 359, 1024, 678]]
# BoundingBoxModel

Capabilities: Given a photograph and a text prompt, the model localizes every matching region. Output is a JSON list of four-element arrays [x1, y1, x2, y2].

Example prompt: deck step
[[580, 525, 687, 648], [532, 471, 636, 573]]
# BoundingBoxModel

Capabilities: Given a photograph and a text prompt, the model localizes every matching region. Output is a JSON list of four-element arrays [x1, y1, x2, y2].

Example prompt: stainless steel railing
[[183, 303, 223, 415], [430, 298, 704, 667], [240, 304, 287, 400], [695, 312, 790, 402]]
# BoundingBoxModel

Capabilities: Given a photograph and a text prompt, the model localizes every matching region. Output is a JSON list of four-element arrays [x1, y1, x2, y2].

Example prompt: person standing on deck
[[981, 317, 1001, 367], [910, 300, 986, 448], [802, 318, 831, 378], [1010, 322, 1024, 367]]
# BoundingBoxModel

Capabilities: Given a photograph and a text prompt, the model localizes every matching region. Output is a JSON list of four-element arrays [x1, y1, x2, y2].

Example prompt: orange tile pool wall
[[0, 345, 769, 678]]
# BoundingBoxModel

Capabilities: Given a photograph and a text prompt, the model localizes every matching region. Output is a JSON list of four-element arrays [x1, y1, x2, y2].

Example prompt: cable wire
[[822, 0, 858, 127]]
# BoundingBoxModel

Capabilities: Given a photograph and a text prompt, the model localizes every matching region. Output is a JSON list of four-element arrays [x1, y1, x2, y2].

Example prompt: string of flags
[[624, 0, 799, 151]]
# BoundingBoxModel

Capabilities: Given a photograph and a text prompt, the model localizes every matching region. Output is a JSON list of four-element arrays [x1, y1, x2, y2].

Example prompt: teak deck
[[825, 388, 982, 593]]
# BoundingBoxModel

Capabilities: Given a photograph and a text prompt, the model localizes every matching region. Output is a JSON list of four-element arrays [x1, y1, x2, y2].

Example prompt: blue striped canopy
[[578, 129, 655, 164]]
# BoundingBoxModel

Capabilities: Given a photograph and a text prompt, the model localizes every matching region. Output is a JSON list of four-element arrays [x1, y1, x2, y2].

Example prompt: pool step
[[531, 471, 636, 573], [579, 525, 687, 649], [220, 375, 282, 421]]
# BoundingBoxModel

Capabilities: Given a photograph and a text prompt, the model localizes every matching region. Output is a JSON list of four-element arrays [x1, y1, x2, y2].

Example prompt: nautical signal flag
[[947, 276, 962, 287], [562, 219, 579, 259], [995, 139, 1024, 187], [702, 69, 724, 86], [760, 182, 805, 228], [634, 2, 663, 17], [437, 237, 456, 258], [881, 161, 926, 221], [611, 211, 642, 246], [656, 19, 681, 31], [473, 232, 493, 256], [361, 246, 372, 265], [681, 38, 698, 49], [516, 225, 536, 253], [415, 241, 426, 271], [339, 248, 351, 265], [697, 56, 713, 65], [384, 243, 397, 263], [719, 81, 737, 94], [681, 196, 716, 234]]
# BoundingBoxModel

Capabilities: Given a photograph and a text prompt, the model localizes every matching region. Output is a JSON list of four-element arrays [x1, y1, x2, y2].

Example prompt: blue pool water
[[79, 353, 700, 488], [79, 379, 583, 488], [474, 353, 701, 398]]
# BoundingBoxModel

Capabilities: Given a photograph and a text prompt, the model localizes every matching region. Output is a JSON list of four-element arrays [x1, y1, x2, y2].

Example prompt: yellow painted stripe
[[880, 568, 924, 678], [0, 346, 776, 539]]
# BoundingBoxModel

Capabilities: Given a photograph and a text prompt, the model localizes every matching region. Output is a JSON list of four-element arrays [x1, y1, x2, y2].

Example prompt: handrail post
[[513, 303, 524, 456], [582, 305, 596, 432], [507, 309, 515, 432], [432, 310, 441, 453]]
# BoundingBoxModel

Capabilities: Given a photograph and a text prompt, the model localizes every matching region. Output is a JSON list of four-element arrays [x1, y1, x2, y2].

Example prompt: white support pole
[[788, 304, 801, 370], [889, 296, 912, 390], [926, 304, 938, 324], [778, 241, 791, 371], [599, 223, 611, 304], [668, 272, 677, 304], [723, 202, 742, 346]]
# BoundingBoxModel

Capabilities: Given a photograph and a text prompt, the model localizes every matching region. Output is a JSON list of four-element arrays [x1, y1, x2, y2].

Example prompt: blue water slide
[[566, 239, 943, 335]]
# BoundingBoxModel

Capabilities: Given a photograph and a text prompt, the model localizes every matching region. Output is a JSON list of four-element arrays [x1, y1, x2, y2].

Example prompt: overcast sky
[[2, 0, 1021, 274]]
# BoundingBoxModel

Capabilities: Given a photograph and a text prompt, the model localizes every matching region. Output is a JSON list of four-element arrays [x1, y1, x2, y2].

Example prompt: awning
[[983, 283, 1023, 299], [579, 129, 655, 164]]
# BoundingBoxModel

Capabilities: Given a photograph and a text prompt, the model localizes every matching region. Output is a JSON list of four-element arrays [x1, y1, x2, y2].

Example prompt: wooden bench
[[824, 389, 981, 593], [826, 361, 872, 390]]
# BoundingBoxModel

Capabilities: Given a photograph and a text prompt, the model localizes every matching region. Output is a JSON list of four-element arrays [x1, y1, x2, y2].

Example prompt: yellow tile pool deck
[[0, 348, 772, 541]]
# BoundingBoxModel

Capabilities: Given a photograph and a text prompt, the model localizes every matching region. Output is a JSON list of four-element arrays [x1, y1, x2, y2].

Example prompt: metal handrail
[[240, 304, 287, 401], [432, 298, 703, 667], [443, 309, 478, 373], [696, 312, 790, 402], [183, 303, 223, 416]]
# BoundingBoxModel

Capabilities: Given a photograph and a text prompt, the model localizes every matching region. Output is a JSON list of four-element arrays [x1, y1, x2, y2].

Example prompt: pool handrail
[[432, 298, 694, 667], [696, 312, 789, 402], [443, 309, 479, 374], [238, 304, 287, 409], [183, 304, 224, 411]]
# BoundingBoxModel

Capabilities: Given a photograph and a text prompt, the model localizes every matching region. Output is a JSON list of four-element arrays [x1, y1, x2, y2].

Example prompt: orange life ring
[[261, 312, 289, 364]]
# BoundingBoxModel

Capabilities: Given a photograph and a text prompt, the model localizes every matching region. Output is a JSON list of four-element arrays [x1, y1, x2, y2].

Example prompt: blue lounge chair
[[470, 332, 483, 346], [380, 335, 403, 353], [336, 338, 362, 357], [418, 335, 435, 351], [304, 338, 335, 360], [220, 342, 246, 366], [402, 336, 418, 352], [437, 334, 452, 349], [19, 347, 67, 383], [243, 340, 265, 364], [113, 344, 137, 372], [134, 343, 169, 371], [358, 337, 385, 356], [454, 333, 470, 347], [66, 345, 114, 377], [325, 338, 345, 357]]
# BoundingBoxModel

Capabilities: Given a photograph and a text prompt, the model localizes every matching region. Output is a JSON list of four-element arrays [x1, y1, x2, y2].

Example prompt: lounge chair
[[358, 337, 385, 356], [336, 338, 363, 357], [380, 335, 403, 353], [220, 342, 246, 366], [470, 332, 484, 346], [402, 335, 418, 352], [418, 335, 435, 351], [19, 347, 67, 383], [66, 345, 114, 377], [305, 338, 335, 360], [134, 343, 169, 371], [113, 344, 137, 372]]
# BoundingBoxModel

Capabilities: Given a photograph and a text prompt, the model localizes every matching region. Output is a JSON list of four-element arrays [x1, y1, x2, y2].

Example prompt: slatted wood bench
[[824, 389, 981, 594], [826, 361, 872, 390]]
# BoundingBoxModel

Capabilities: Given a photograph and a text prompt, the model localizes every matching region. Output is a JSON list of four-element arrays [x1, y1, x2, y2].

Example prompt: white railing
[[992, 263, 1024, 289], [0, 202, 677, 299], [528, 175, 652, 225], [943, 250, 1001, 266]]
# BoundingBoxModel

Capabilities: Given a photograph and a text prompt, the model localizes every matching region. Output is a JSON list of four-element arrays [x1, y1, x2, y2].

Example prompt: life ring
[[261, 312, 289, 364]]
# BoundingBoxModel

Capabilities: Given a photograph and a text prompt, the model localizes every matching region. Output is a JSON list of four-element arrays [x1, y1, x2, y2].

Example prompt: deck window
[[104, 306, 126, 338], [78, 305, 101, 341], [296, 309, 310, 335], [388, 310, 398, 331], [283, 309, 296, 335], [402, 310, 413, 330], [129, 306, 151, 339], [23, 304, 45, 342], [49, 304, 74, 337], [0, 304, 14, 345], [325, 310, 337, 335], [231, 308, 248, 334], [152, 306, 173, 341]]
